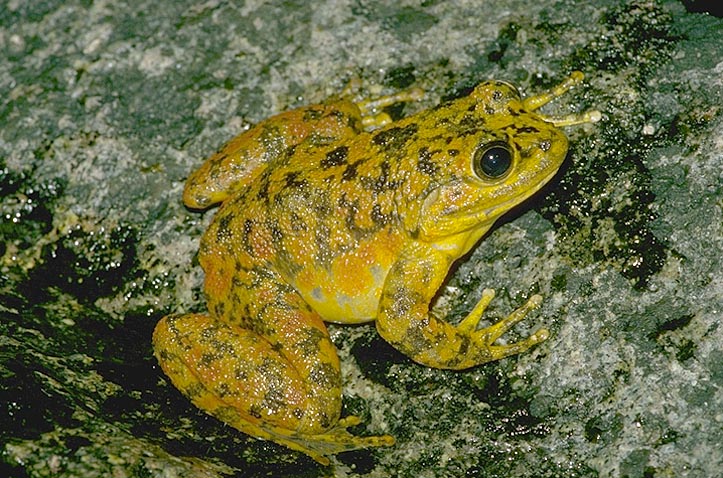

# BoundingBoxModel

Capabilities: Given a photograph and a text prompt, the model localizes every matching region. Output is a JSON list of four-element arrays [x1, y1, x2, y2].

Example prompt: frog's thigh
[[183, 101, 365, 209], [153, 308, 342, 437]]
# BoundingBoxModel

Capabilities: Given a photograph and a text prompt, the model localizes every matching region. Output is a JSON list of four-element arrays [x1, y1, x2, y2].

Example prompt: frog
[[153, 71, 599, 465]]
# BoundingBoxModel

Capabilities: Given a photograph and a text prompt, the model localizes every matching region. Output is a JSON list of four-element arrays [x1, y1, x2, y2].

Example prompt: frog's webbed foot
[[263, 416, 395, 465], [459, 289, 549, 362]]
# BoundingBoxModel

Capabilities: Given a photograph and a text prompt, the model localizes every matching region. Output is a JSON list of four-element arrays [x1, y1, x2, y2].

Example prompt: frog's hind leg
[[354, 86, 425, 129], [153, 302, 393, 464], [183, 100, 368, 210], [522, 71, 601, 127]]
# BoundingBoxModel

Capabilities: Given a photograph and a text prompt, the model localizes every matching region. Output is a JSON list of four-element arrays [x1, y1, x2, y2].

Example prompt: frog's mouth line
[[478, 168, 559, 221]]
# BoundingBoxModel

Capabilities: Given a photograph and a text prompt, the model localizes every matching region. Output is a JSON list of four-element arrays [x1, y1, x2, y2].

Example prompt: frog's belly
[[292, 264, 387, 324], [306, 287, 380, 324]]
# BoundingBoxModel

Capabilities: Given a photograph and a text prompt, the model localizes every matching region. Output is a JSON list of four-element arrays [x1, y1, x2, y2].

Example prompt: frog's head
[[414, 72, 599, 253]]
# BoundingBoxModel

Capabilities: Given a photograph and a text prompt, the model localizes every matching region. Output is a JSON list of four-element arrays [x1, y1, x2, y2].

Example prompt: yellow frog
[[153, 72, 599, 464]]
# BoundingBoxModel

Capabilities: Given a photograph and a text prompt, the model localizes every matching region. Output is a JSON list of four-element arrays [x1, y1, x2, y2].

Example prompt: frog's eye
[[473, 142, 513, 179]]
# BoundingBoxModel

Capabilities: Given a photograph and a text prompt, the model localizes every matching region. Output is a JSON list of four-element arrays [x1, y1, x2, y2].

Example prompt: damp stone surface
[[1, 1, 721, 477]]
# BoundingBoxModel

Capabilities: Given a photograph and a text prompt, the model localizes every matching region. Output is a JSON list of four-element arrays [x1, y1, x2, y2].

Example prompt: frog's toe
[[356, 86, 425, 129], [483, 294, 542, 341], [474, 294, 548, 360], [268, 417, 395, 465], [337, 415, 362, 427], [487, 327, 549, 361], [457, 288, 496, 334]]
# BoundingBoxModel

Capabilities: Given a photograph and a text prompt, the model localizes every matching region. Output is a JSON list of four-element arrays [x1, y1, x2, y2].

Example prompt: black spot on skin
[[257, 177, 270, 200], [216, 212, 234, 243], [319, 412, 332, 429], [269, 221, 284, 245], [371, 123, 419, 150], [371, 203, 394, 226], [234, 366, 248, 381], [467, 103, 477, 112], [260, 388, 287, 414], [361, 161, 403, 193], [249, 404, 263, 419], [258, 124, 285, 156], [456, 333, 471, 357], [314, 224, 331, 260], [242, 219, 254, 255], [184, 382, 206, 399], [342, 159, 363, 181], [320, 145, 349, 168], [457, 113, 487, 135], [518, 144, 532, 159], [290, 212, 308, 232], [284, 171, 308, 188], [417, 147, 440, 175], [401, 325, 434, 359], [338, 194, 362, 233], [515, 125, 540, 134], [284, 144, 297, 159], [447, 149, 460, 156], [213, 301, 226, 320], [231, 276, 245, 291], [303, 107, 324, 121], [199, 352, 218, 368], [309, 362, 340, 389], [330, 109, 345, 120], [296, 327, 327, 358], [384, 286, 417, 318], [345, 113, 364, 133], [313, 192, 333, 217], [492, 90, 503, 101]]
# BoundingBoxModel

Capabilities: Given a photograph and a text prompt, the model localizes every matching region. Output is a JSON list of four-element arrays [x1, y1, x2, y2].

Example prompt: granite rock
[[1, 1, 721, 477]]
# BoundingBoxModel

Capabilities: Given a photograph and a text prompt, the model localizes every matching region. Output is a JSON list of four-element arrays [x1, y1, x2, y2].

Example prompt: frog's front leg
[[377, 244, 548, 370], [153, 280, 393, 465]]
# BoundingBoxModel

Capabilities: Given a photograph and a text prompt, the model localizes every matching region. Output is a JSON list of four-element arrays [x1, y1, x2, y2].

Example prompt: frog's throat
[[419, 165, 560, 244], [524, 71, 601, 127], [476, 167, 559, 223]]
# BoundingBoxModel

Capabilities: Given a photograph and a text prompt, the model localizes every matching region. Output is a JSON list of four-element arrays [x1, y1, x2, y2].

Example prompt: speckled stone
[[1, 1, 721, 477]]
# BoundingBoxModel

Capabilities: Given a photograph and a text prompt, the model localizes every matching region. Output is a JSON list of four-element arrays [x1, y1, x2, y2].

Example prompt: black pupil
[[477, 145, 512, 178]]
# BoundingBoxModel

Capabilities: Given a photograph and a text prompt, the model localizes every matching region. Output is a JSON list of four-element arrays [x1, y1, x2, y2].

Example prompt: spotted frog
[[153, 72, 599, 464]]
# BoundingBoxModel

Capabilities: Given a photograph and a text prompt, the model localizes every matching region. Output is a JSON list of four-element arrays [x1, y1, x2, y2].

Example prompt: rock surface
[[1, 1, 721, 477]]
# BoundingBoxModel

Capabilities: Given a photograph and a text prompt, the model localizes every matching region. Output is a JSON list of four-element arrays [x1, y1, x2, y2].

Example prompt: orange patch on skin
[[331, 230, 404, 297], [294, 267, 322, 293], [248, 224, 275, 260], [202, 261, 232, 298], [331, 254, 376, 297]]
